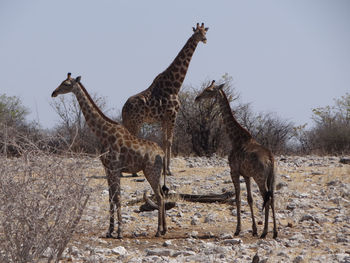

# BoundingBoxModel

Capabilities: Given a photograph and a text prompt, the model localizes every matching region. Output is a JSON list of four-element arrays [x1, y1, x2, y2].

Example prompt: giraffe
[[51, 73, 167, 238], [122, 23, 209, 178], [195, 80, 278, 239]]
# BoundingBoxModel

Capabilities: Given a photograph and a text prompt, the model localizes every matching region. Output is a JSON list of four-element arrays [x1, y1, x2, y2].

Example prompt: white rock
[[191, 217, 200, 225], [163, 240, 172, 247], [111, 246, 127, 256], [187, 231, 199, 238]]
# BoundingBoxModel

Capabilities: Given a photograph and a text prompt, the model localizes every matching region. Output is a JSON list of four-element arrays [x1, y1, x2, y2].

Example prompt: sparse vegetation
[[173, 75, 295, 156], [0, 141, 92, 262], [309, 93, 350, 154], [0, 79, 348, 262]]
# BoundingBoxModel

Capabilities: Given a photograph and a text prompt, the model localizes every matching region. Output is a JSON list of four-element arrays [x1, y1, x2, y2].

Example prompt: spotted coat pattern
[[122, 23, 209, 176], [52, 73, 167, 238]]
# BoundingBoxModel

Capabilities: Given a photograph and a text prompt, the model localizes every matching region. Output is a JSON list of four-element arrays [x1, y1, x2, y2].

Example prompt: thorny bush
[[0, 147, 92, 262]]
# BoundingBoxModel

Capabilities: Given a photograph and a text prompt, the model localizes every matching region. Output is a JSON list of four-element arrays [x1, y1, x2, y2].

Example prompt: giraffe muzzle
[[51, 91, 58, 97]]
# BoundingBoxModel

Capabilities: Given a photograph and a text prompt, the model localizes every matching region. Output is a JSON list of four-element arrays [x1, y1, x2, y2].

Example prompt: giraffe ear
[[205, 27, 209, 32], [76, 76, 81, 83], [192, 27, 196, 32]]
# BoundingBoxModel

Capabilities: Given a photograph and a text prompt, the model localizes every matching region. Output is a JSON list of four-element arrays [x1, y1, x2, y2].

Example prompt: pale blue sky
[[0, 0, 349, 128]]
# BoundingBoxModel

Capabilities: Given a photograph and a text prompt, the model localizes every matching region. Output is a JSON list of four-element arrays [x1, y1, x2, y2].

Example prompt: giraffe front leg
[[106, 181, 115, 238], [101, 161, 115, 238], [112, 176, 123, 239], [244, 176, 258, 237], [106, 201, 115, 238], [154, 190, 165, 237], [116, 203, 122, 239]]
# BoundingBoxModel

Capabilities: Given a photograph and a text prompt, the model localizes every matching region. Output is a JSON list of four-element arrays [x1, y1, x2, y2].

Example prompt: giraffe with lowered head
[[52, 73, 167, 238], [195, 80, 278, 239], [122, 23, 209, 177]]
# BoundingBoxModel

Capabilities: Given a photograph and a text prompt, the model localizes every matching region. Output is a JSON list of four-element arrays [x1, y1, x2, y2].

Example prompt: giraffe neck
[[72, 83, 118, 138], [160, 35, 200, 94], [217, 90, 252, 148]]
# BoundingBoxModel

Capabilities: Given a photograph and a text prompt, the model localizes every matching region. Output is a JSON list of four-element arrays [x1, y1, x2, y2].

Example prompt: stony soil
[[61, 155, 350, 262]]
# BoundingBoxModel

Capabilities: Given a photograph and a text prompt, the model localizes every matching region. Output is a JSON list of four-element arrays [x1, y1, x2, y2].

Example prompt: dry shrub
[[0, 141, 92, 262]]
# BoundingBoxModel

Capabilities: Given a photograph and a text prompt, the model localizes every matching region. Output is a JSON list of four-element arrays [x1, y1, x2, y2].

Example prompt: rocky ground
[[60, 155, 350, 262]]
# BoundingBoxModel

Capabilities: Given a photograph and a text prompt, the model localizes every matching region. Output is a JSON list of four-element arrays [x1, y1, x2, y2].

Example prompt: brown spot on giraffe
[[122, 23, 209, 179], [108, 136, 116, 144], [52, 73, 167, 239], [195, 80, 278, 239]]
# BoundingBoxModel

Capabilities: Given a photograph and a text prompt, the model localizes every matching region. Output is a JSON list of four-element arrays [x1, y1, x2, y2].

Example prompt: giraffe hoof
[[252, 232, 258, 237], [234, 231, 240, 236], [260, 233, 267, 239], [162, 185, 169, 195], [105, 233, 114, 238], [161, 229, 167, 235], [155, 231, 161, 237], [273, 232, 278, 239]]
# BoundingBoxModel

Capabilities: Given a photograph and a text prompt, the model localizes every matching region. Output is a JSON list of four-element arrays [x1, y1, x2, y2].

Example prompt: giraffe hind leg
[[271, 195, 278, 238], [260, 198, 270, 239]]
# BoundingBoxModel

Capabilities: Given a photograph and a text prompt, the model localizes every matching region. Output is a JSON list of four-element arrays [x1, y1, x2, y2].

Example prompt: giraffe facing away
[[122, 23, 209, 177], [195, 80, 278, 239], [51, 73, 167, 238]]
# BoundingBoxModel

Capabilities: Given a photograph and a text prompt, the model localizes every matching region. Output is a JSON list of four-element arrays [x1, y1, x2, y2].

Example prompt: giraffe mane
[[77, 82, 120, 126], [219, 89, 252, 140]]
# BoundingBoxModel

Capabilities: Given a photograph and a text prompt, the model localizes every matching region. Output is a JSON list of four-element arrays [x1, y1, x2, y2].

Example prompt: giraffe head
[[195, 80, 225, 102], [192, 23, 209, 43], [51, 73, 81, 97]]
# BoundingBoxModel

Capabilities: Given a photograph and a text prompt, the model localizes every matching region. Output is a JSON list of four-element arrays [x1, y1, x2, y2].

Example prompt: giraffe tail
[[161, 156, 169, 195], [262, 191, 273, 210]]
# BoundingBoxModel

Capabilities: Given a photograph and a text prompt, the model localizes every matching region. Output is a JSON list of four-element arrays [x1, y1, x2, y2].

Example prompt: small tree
[[0, 94, 28, 126], [308, 93, 350, 154], [238, 110, 294, 154], [0, 94, 33, 156]]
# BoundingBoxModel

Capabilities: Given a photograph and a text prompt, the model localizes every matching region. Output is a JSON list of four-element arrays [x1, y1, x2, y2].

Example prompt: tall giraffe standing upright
[[195, 80, 278, 239], [52, 73, 167, 238], [122, 23, 209, 178]]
